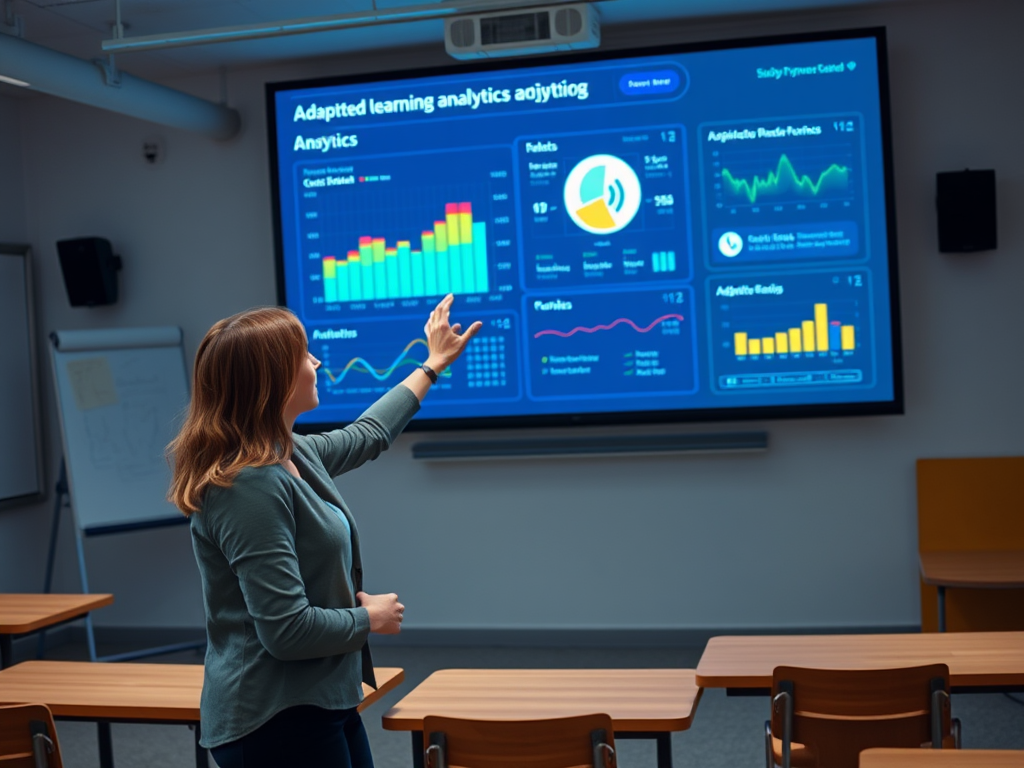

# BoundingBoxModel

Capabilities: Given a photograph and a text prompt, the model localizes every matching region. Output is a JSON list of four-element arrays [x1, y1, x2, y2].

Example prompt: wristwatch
[[419, 363, 438, 384]]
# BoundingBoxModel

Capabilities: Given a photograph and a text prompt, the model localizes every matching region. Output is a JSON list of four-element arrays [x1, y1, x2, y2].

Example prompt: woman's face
[[283, 350, 321, 425]]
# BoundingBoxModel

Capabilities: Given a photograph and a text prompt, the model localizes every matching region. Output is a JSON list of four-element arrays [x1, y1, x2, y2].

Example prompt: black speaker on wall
[[936, 169, 997, 252], [56, 237, 122, 306]]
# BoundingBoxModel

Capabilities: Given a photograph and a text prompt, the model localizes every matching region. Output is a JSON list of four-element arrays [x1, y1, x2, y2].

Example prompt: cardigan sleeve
[[303, 384, 420, 477], [203, 470, 370, 661]]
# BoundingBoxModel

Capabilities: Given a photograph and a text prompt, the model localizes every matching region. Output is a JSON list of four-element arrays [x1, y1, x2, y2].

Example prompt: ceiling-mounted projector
[[445, 3, 599, 59]]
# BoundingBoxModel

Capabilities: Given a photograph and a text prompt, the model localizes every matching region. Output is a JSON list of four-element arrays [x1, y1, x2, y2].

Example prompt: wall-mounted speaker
[[56, 237, 122, 306], [936, 169, 997, 252]]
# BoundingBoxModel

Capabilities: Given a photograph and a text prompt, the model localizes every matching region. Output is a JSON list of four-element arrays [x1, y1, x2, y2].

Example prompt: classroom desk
[[381, 668, 702, 768], [861, 748, 1024, 767], [0, 661, 404, 768], [919, 551, 1024, 632], [694, 631, 1024, 694], [0, 593, 114, 668]]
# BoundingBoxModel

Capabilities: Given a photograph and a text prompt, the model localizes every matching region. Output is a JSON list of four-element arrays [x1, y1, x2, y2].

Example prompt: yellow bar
[[322, 258, 336, 279], [459, 210, 473, 244], [347, 254, 360, 265], [763, 337, 775, 355], [434, 222, 448, 252], [372, 238, 386, 263], [734, 332, 748, 356], [775, 331, 788, 354], [788, 328, 802, 354], [802, 320, 816, 353], [814, 303, 829, 351], [841, 325, 856, 350], [445, 211, 461, 247], [749, 338, 762, 355]]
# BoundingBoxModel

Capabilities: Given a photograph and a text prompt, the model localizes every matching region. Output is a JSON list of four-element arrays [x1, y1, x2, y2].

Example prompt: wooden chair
[[0, 703, 63, 768], [423, 713, 616, 768], [765, 664, 960, 768]]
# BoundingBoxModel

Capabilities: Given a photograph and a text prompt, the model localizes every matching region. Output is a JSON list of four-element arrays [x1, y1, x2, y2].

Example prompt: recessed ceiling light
[[0, 74, 30, 87]]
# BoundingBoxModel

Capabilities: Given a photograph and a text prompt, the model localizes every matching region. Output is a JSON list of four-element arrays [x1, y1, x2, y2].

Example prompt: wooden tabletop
[[0, 594, 114, 634], [919, 551, 1024, 589], [861, 748, 1024, 767], [695, 632, 1024, 690], [382, 669, 702, 733], [0, 661, 404, 721]]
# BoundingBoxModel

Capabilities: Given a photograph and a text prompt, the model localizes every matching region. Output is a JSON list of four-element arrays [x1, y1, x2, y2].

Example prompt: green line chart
[[721, 154, 850, 204]]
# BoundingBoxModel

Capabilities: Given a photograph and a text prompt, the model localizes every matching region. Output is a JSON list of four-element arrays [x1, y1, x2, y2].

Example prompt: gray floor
[[17, 639, 1024, 768]]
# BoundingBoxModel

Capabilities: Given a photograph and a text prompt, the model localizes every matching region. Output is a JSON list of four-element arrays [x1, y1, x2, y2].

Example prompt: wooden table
[[0, 593, 114, 668], [920, 551, 1024, 631], [382, 668, 702, 768], [695, 631, 1024, 694], [861, 748, 1024, 767], [0, 661, 404, 768]]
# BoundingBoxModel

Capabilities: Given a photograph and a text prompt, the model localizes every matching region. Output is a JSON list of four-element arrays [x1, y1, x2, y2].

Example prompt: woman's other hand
[[356, 591, 405, 634], [424, 294, 482, 372]]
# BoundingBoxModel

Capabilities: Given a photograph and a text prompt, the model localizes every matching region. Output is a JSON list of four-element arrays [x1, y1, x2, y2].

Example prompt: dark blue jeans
[[210, 705, 374, 768]]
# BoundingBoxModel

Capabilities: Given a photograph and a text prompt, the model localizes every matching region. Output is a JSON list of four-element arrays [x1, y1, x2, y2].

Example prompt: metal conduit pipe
[[0, 33, 240, 141]]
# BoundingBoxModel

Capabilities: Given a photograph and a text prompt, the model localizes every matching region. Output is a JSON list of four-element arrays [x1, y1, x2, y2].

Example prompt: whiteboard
[[50, 326, 189, 535], [0, 244, 45, 507]]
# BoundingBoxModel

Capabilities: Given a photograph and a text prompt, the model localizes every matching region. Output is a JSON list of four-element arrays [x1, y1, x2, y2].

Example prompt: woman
[[168, 294, 480, 768]]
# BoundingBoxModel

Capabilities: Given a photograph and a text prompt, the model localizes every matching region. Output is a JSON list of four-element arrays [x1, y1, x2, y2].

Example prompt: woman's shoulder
[[202, 465, 291, 512]]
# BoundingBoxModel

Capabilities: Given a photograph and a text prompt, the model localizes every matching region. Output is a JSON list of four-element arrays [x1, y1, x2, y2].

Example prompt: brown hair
[[167, 307, 308, 515]]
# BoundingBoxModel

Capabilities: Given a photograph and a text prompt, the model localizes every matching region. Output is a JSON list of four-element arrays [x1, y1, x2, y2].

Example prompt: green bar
[[398, 242, 412, 298], [411, 250, 425, 297], [323, 260, 338, 303], [473, 222, 488, 292], [435, 224, 450, 294], [373, 239, 386, 301], [423, 234, 438, 296], [359, 242, 374, 300], [385, 249, 399, 300], [460, 243, 475, 294], [337, 263, 349, 302], [349, 257, 362, 301]]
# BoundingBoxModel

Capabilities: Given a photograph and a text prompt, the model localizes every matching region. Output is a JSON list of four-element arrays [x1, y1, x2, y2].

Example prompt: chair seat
[[770, 734, 958, 766]]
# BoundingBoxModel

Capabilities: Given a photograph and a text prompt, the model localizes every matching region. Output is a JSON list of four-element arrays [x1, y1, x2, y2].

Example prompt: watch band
[[419, 363, 438, 384]]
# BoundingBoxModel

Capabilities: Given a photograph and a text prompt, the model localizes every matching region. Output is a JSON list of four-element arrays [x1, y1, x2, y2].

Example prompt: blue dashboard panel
[[267, 29, 901, 429]]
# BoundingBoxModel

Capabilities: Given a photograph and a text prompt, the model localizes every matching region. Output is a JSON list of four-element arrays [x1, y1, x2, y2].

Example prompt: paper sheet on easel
[[66, 357, 119, 410]]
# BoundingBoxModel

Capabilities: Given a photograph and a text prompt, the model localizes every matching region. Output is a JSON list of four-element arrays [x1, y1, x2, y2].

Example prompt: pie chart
[[563, 154, 642, 235]]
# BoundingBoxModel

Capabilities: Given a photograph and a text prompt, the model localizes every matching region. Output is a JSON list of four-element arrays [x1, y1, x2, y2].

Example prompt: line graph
[[320, 338, 449, 385], [721, 154, 849, 204], [533, 313, 685, 339], [526, 288, 697, 400]]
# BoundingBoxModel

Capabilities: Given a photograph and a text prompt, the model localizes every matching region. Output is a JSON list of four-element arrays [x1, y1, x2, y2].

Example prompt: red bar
[[458, 202, 472, 214]]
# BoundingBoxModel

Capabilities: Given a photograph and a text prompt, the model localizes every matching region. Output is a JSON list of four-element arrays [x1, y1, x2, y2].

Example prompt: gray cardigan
[[189, 385, 420, 748]]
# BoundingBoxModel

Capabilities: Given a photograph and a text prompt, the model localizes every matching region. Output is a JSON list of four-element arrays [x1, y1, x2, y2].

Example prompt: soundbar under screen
[[267, 28, 902, 430]]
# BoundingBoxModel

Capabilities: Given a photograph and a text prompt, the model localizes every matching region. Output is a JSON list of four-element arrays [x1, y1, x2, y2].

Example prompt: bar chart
[[320, 202, 489, 302], [295, 145, 515, 319], [708, 270, 873, 393], [732, 302, 855, 358]]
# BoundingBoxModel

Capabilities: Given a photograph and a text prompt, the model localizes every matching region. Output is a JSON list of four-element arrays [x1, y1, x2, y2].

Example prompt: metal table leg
[[0, 634, 12, 669], [98, 722, 114, 768], [411, 731, 424, 768], [193, 722, 208, 768], [938, 585, 946, 632]]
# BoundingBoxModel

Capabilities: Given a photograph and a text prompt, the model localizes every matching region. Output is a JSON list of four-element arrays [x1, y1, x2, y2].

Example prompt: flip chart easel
[[43, 326, 204, 661]]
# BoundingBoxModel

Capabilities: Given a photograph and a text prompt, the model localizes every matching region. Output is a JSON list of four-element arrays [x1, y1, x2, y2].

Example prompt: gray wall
[[1, 0, 1022, 632]]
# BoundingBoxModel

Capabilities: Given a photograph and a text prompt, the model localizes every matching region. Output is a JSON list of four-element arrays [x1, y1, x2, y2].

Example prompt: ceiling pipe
[[101, 0, 600, 53], [0, 33, 240, 141]]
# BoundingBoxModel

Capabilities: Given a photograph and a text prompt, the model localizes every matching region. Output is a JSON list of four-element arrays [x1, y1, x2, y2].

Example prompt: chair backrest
[[0, 703, 64, 768], [771, 664, 952, 768], [422, 713, 616, 768]]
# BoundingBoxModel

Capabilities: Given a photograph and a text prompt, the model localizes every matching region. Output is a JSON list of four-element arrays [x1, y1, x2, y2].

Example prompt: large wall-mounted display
[[267, 28, 902, 430]]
